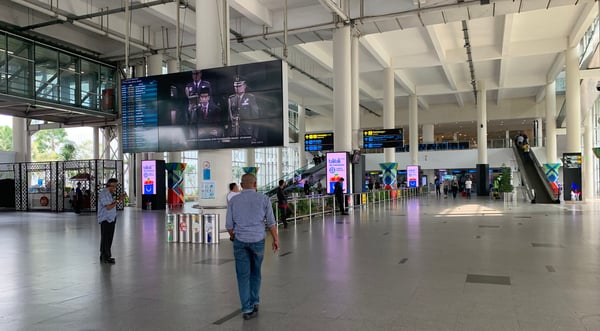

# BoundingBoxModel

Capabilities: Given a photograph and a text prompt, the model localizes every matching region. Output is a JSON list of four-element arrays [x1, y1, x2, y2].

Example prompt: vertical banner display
[[142, 160, 157, 195], [165, 162, 187, 206], [544, 163, 561, 198], [326, 152, 349, 194], [379, 162, 398, 189], [562, 153, 582, 201], [141, 160, 166, 210], [406, 165, 420, 188]]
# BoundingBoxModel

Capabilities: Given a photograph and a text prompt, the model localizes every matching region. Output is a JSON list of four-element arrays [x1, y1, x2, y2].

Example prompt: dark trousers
[[336, 194, 345, 213], [278, 205, 288, 226], [100, 220, 116, 259]]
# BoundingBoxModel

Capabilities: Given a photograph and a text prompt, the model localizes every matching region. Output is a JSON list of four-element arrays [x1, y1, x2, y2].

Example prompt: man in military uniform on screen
[[228, 76, 259, 142], [185, 70, 212, 125]]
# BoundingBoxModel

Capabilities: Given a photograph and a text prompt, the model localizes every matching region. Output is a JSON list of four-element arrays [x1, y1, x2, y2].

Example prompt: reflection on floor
[[1, 196, 600, 330]]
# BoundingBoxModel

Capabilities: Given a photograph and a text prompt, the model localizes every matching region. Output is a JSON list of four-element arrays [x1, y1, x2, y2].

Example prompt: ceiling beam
[[497, 14, 513, 105], [317, 0, 349, 22], [425, 25, 463, 107], [568, 0, 597, 48], [230, 0, 273, 27]]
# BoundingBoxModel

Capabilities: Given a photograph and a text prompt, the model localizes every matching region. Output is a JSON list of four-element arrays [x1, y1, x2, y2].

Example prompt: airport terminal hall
[[2, 0, 600, 330]]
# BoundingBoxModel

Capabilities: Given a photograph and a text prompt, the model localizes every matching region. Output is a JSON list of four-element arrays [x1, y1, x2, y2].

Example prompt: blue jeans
[[233, 239, 265, 313]]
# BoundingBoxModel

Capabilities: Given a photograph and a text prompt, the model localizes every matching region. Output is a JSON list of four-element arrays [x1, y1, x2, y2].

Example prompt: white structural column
[[477, 80, 488, 165], [583, 109, 593, 200], [196, 0, 231, 217], [422, 124, 434, 144], [565, 46, 582, 152], [277, 148, 283, 179], [545, 82, 557, 163], [383, 66, 395, 163], [93, 127, 99, 159], [298, 104, 307, 167], [166, 59, 181, 163], [103, 131, 111, 159], [333, 25, 352, 153], [409, 94, 418, 165], [147, 54, 164, 161], [351, 31, 360, 151], [535, 117, 543, 147], [197, 0, 228, 67], [12, 117, 29, 162]]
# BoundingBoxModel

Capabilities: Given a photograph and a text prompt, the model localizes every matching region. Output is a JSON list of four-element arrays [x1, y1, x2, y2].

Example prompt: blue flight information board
[[121, 77, 159, 153], [363, 128, 404, 149], [305, 132, 334, 151]]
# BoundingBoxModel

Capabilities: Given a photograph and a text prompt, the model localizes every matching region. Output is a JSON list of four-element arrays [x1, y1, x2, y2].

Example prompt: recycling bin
[[166, 213, 177, 242], [191, 214, 202, 243], [178, 213, 191, 243], [202, 214, 220, 244]]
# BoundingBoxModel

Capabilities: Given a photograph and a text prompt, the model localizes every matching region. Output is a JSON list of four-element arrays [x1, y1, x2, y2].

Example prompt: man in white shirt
[[465, 177, 473, 199], [227, 182, 241, 202]]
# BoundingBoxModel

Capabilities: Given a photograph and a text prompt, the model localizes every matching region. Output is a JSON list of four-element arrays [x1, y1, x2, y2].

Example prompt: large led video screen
[[121, 60, 287, 153]]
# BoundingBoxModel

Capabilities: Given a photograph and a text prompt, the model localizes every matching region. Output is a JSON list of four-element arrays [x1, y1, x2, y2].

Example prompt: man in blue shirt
[[226, 173, 279, 320], [97, 178, 126, 264]]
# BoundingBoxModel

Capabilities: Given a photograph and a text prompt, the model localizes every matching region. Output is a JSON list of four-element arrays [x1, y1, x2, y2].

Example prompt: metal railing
[[271, 186, 429, 225]]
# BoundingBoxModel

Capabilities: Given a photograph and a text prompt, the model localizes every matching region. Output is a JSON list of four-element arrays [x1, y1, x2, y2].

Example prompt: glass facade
[[0, 30, 115, 113]]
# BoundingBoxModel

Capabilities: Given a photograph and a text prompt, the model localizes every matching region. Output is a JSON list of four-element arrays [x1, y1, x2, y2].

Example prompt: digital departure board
[[362, 128, 404, 149], [305, 132, 334, 151], [120, 60, 286, 153], [122, 77, 159, 153]]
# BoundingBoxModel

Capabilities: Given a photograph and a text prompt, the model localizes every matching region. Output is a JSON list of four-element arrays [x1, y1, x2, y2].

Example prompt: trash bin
[[178, 214, 191, 243], [166, 213, 176, 242], [191, 214, 202, 243], [202, 214, 219, 244]]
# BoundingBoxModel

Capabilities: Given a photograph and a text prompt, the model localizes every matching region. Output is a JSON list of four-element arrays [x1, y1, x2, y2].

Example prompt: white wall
[[0, 151, 16, 164], [365, 148, 517, 171]]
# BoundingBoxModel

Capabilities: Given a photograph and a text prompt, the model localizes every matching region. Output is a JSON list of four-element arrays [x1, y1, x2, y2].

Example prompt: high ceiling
[[0, 0, 597, 138]]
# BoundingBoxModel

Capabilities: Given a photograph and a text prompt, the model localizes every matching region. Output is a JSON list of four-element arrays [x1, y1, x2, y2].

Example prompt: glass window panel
[[35, 45, 58, 101], [7, 55, 33, 97], [81, 60, 99, 109], [7, 36, 33, 59], [59, 52, 79, 105], [0, 33, 6, 93], [6, 37, 33, 97]]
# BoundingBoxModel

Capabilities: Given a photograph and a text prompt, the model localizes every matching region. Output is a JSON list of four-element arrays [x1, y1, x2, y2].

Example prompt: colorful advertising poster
[[407, 165, 419, 188], [326, 152, 348, 194], [141, 160, 157, 195], [200, 181, 216, 199]]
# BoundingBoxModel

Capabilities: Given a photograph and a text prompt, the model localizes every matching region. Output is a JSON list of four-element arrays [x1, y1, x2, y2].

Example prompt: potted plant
[[498, 166, 514, 200]]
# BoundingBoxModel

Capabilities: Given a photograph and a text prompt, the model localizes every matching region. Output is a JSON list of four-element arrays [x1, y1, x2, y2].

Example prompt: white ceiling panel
[[442, 7, 470, 23], [420, 11, 446, 26]]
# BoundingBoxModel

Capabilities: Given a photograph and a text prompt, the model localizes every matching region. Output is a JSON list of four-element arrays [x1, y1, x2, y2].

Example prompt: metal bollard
[[178, 214, 191, 243], [191, 214, 202, 243], [202, 214, 220, 244], [166, 214, 176, 242]]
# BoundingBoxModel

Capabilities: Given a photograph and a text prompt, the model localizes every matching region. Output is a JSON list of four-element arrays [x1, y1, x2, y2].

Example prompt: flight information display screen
[[362, 128, 404, 149], [121, 60, 287, 153]]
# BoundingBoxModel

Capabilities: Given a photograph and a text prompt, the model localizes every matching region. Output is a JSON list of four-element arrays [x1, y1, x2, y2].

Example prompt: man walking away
[[226, 174, 279, 320]]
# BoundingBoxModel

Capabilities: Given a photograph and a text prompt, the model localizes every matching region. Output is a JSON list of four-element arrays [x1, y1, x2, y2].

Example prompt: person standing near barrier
[[226, 173, 279, 320], [277, 179, 289, 228], [334, 178, 348, 215], [98, 178, 126, 264]]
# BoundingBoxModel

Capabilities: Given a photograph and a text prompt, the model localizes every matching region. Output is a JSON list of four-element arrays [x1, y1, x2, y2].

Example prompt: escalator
[[261, 161, 327, 197], [512, 145, 559, 204]]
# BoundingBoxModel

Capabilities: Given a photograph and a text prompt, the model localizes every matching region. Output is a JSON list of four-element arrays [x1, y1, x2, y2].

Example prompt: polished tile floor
[[1, 195, 600, 331]]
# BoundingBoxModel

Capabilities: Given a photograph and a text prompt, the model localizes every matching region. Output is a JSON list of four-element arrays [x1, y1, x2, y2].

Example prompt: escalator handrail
[[512, 145, 535, 202]]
